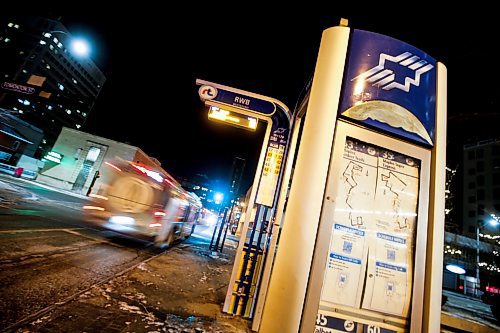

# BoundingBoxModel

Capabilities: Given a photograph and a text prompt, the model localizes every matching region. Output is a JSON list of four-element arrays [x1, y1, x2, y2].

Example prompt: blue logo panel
[[339, 29, 436, 146]]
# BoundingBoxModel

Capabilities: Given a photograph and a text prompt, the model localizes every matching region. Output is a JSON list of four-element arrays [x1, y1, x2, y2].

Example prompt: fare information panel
[[316, 137, 420, 332]]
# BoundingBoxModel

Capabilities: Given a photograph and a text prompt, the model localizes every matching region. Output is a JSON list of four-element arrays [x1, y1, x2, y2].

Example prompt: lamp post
[[476, 214, 500, 296]]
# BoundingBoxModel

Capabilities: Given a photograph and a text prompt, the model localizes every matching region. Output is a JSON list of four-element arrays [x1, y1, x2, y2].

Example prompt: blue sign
[[316, 313, 357, 332], [202, 85, 276, 115], [339, 29, 436, 146]]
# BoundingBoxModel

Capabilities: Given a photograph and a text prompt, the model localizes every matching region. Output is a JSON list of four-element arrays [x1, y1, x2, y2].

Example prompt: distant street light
[[70, 38, 90, 57], [214, 192, 224, 205], [47, 30, 91, 58]]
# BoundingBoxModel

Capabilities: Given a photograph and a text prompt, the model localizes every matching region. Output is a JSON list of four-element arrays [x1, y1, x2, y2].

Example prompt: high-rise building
[[0, 16, 105, 157], [462, 139, 500, 237]]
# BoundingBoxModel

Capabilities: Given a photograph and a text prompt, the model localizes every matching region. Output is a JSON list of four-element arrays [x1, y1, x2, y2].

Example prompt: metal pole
[[476, 225, 480, 297], [214, 207, 229, 251], [220, 202, 236, 252], [209, 205, 223, 250]]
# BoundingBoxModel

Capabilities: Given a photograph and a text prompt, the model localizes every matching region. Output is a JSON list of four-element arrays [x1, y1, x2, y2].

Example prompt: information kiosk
[[259, 24, 446, 333]]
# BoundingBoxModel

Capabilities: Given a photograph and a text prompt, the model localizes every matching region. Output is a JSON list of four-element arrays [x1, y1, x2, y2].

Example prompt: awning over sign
[[0, 122, 33, 144]]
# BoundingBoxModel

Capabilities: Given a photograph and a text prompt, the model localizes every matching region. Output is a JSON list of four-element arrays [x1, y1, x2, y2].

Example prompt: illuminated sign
[[208, 106, 258, 131], [339, 30, 436, 146], [43, 151, 62, 163], [1, 82, 36, 94]]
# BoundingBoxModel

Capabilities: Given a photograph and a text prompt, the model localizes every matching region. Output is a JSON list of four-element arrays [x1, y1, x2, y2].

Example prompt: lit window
[[76, 124, 81, 129], [57, 83, 64, 91], [47, 105, 53, 110], [19, 51, 24, 55], [18, 110, 24, 114], [51, 119, 55, 122], [23, 100, 30, 106], [43, 32, 51, 38], [14, 24, 19, 29], [8, 23, 14, 27], [82, 112, 87, 117], [39, 40, 47, 45], [22, 69, 27, 74], [46, 64, 51, 69], [76, 110, 81, 113], [4, 38, 10, 43], [13, 107, 18, 111], [49, 45, 54, 50], [66, 109, 71, 114], [57, 42, 62, 48], [53, 37, 58, 44], [72, 78, 77, 84], [42, 139, 47, 144]]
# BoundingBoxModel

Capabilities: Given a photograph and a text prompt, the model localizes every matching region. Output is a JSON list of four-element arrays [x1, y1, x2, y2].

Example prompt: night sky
[[10, 7, 499, 192]]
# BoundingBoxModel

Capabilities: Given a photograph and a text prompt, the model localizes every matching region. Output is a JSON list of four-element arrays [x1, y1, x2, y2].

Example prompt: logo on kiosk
[[339, 29, 437, 146], [198, 85, 217, 100], [352, 51, 434, 93]]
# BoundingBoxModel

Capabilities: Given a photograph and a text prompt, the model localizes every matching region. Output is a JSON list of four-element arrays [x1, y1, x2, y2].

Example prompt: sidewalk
[[15, 238, 251, 333], [0, 173, 88, 200]]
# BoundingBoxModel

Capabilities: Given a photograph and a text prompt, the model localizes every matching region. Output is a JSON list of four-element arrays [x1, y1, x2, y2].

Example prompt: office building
[[0, 16, 105, 157], [462, 139, 500, 237]]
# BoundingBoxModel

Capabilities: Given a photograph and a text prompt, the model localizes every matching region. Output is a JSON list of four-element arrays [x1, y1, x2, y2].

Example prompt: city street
[[0, 176, 247, 332]]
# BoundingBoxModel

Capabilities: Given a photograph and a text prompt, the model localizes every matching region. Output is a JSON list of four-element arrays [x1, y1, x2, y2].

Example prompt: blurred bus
[[83, 159, 202, 246]]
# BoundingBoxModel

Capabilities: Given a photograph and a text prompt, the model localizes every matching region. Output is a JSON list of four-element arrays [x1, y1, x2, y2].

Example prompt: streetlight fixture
[[45, 30, 91, 58]]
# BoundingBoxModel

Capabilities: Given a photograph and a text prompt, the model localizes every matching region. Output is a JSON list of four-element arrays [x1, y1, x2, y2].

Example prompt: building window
[[494, 173, 500, 185], [477, 175, 484, 186], [57, 83, 64, 91], [468, 211, 476, 217], [477, 161, 484, 172], [494, 188, 500, 198], [468, 226, 476, 233], [468, 196, 476, 203], [468, 151, 475, 159], [493, 145, 500, 156], [468, 168, 476, 175], [39, 40, 47, 45], [477, 189, 485, 200], [477, 204, 484, 215], [476, 149, 484, 158], [4, 38, 11, 43], [468, 182, 476, 189], [7, 23, 14, 27]]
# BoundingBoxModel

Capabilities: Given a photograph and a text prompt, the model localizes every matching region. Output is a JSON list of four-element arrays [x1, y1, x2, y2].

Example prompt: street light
[[45, 30, 91, 58], [476, 215, 500, 296]]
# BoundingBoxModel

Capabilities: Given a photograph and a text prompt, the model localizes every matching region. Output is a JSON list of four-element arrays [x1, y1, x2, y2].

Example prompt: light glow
[[109, 216, 135, 225], [132, 164, 163, 183], [105, 161, 122, 172], [149, 223, 162, 228], [71, 38, 90, 57], [207, 106, 258, 131], [89, 194, 108, 200], [83, 205, 105, 211], [154, 211, 166, 217], [446, 264, 466, 275]]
